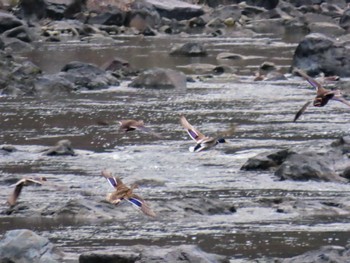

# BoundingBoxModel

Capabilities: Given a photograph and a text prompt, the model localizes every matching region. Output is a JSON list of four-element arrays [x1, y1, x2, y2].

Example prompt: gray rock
[[0, 229, 63, 263], [170, 42, 207, 57], [79, 245, 229, 263], [241, 149, 294, 171], [0, 11, 23, 34], [18, 0, 47, 24], [274, 245, 350, 263], [142, 0, 204, 20], [2, 25, 32, 43], [129, 68, 186, 89], [291, 33, 350, 77], [88, 7, 126, 26], [275, 153, 345, 182], [59, 61, 120, 90], [340, 8, 350, 32], [308, 22, 345, 37], [44, 139, 76, 156], [34, 75, 75, 96]]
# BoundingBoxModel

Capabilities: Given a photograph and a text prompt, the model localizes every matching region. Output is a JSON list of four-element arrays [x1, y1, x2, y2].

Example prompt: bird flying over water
[[7, 177, 47, 206], [119, 119, 162, 138], [180, 115, 227, 152], [101, 169, 156, 217], [293, 68, 350, 122]]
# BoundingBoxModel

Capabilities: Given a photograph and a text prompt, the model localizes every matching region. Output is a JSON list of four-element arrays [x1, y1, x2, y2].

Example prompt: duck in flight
[[293, 68, 350, 122], [180, 115, 226, 152], [101, 169, 156, 217], [7, 177, 47, 206]]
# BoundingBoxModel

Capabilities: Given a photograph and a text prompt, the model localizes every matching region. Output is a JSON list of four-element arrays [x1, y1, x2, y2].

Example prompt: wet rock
[[59, 61, 120, 90], [254, 61, 286, 81], [291, 33, 350, 77], [241, 149, 294, 171], [274, 245, 350, 263], [275, 152, 345, 182], [2, 25, 32, 43], [64, 0, 87, 19], [88, 7, 126, 26], [45, 2, 66, 20], [0, 229, 63, 263], [127, 0, 161, 29], [201, 5, 241, 28], [80, 244, 229, 263], [0, 145, 17, 155], [44, 139, 76, 156], [129, 67, 186, 89], [170, 42, 207, 57], [143, 0, 204, 20], [0, 11, 24, 34], [331, 136, 350, 154], [17, 0, 47, 25], [216, 52, 244, 60], [34, 75, 75, 96], [308, 22, 345, 37], [341, 166, 350, 180], [3, 37, 33, 52], [340, 8, 350, 32]]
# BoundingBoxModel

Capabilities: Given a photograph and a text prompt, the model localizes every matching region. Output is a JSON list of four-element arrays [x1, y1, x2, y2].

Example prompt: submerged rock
[[44, 139, 76, 156], [79, 244, 229, 263], [275, 152, 345, 182], [129, 67, 186, 89], [274, 245, 350, 263], [170, 42, 207, 57], [0, 229, 63, 263]]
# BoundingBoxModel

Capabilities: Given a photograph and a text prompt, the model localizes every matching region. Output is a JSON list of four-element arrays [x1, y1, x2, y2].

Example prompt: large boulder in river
[[274, 245, 350, 263], [275, 152, 346, 182], [80, 244, 229, 263], [142, 0, 204, 20], [0, 229, 63, 263], [170, 42, 207, 57], [291, 33, 350, 77], [339, 7, 350, 32], [129, 68, 186, 89], [0, 11, 23, 34], [59, 61, 120, 90]]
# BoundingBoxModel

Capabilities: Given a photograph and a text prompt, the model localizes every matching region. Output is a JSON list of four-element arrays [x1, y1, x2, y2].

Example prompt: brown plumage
[[7, 177, 47, 206], [293, 69, 350, 122], [101, 170, 156, 217], [119, 119, 162, 138]]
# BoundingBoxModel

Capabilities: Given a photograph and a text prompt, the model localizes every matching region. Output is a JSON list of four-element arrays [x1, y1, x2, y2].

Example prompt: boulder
[[0, 229, 63, 263], [170, 42, 207, 57], [291, 33, 350, 77], [88, 7, 126, 26], [59, 61, 120, 90], [241, 149, 294, 171], [44, 139, 76, 156], [126, 0, 161, 29], [275, 152, 345, 182], [0, 11, 23, 34], [129, 68, 186, 89], [308, 22, 345, 37], [274, 245, 350, 263], [340, 8, 350, 31], [79, 245, 229, 263], [142, 0, 204, 20], [18, 0, 47, 24], [34, 75, 75, 96], [2, 25, 32, 43]]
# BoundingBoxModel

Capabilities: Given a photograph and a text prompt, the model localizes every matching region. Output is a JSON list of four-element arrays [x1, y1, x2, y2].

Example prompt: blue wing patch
[[188, 129, 199, 140], [107, 177, 118, 188], [306, 79, 318, 89], [128, 197, 142, 208]]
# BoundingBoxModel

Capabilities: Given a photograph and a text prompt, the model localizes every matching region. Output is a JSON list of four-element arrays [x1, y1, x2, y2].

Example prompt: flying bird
[[7, 177, 47, 206], [101, 169, 156, 217], [119, 119, 162, 138], [293, 68, 350, 122], [180, 115, 227, 152]]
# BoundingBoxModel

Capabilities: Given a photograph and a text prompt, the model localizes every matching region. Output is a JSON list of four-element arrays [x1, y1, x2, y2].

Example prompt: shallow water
[[1, 34, 350, 262]]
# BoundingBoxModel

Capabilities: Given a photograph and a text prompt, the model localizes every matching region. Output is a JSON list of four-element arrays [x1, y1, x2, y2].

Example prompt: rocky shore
[[0, 0, 350, 262]]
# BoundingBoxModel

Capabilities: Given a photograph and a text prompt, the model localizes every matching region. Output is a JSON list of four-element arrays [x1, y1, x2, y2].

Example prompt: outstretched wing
[[294, 100, 312, 122], [180, 115, 205, 142], [101, 170, 122, 189], [7, 178, 44, 206], [127, 194, 156, 217], [294, 68, 323, 91], [333, 94, 350, 108]]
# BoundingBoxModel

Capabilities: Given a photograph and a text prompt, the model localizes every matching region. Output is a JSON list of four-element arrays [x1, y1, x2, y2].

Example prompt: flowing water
[[1, 33, 350, 262]]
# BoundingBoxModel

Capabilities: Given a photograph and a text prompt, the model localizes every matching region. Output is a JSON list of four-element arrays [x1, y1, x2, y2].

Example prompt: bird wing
[[7, 182, 24, 206], [101, 170, 123, 189], [295, 68, 323, 91], [127, 194, 156, 217], [333, 94, 350, 108], [294, 100, 312, 122], [180, 115, 205, 142]]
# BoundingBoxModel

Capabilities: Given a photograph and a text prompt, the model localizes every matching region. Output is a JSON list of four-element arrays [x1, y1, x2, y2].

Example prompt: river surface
[[1, 33, 350, 262]]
